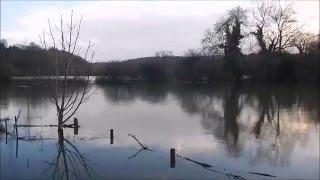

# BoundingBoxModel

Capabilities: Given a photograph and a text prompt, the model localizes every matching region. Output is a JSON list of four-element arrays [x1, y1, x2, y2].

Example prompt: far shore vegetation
[[1, 2, 319, 85]]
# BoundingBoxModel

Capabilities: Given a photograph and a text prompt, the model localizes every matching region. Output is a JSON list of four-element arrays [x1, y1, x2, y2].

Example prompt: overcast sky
[[1, 1, 319, 61]]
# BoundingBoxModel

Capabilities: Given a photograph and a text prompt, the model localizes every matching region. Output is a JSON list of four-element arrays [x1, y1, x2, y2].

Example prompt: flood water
[[0, 81, 319, 179]]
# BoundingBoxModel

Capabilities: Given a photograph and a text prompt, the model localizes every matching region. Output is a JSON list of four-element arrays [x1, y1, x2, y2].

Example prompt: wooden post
[[14, 116, 17, 125], [110, 129, 114, 145], [74, 118, 79, 135], [74, 118, 79, 127], [170, 148, 175, 168], [5, 120, 8, 144], [15, 120, 19, 138], [16, 138, 19, 158], [74, 126, 79, 135], [15, 122, 19, 158]]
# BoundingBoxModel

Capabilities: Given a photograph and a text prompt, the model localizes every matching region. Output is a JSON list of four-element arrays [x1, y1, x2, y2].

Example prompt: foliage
[[1, 3, 319, 85], [0, 42, 91, 77]]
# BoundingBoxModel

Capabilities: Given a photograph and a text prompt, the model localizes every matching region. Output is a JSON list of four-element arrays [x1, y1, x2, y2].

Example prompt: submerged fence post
[[110, 129, 114, 145], [74, 126, 79, 135], [15, 122, 19, 158], [170, 148, 176, 168], [74, 118, 79, 135], [74, 118, 79, 127], [5, 120, 8, 144]]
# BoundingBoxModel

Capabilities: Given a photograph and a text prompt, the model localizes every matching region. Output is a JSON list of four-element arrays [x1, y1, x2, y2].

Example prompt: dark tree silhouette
[[202, 6, 247, 81], [292, 32, 317, 55], [270, 3, 300, 54], [251, 1, 275, 55]]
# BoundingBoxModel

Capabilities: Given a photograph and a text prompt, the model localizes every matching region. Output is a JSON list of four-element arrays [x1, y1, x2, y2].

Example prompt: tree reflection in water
[[43, 129, 96, 180], [99, 83, 319, 165], [223, 83, 242, 157], [0, 82, 318, 179]]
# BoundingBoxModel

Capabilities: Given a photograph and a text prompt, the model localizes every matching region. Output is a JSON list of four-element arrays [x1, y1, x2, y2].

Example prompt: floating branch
[[15, 124, 57, 127], [16, 123, 79, 128], [78, 136, 106, 141], [18, 136, 53, 142], [128, 133, 153, 151], [0, 124, 50, 142], [177, 154, 246, 180], [249, 172, 276, 178], [177, 154, 276, 179], [0, 117, 10, 122], [177, 154, 212, 168]]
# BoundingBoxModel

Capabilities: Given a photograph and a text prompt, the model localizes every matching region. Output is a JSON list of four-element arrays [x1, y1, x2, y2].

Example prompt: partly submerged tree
[[39, 11, 95, 130]]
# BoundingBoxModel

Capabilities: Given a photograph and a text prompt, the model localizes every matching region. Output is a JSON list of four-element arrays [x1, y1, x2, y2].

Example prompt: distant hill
[[93, 55, 231, 83], [92, 56, 188, 75], [1, 42, 318, 84], [93, 53, 319, 83], [0, 43, 91, 76]]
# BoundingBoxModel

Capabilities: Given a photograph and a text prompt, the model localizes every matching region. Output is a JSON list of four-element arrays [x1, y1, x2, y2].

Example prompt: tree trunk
[[58, 111, 63, 130], [297, 47, 303, 55], [279, 31, 282, 53]]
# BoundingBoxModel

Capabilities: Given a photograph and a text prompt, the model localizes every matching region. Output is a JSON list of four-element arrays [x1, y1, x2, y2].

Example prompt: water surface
[[0, 81, 319, 179]]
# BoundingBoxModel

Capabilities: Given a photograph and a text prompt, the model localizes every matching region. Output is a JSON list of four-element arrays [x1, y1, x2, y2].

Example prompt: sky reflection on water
[[0, 82, 319, 179]]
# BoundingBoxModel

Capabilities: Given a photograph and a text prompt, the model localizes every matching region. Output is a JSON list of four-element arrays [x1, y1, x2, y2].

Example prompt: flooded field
[[0, 81, 319, 179]]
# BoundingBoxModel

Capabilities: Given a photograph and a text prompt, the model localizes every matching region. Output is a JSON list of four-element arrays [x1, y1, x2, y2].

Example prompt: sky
[[1, 1, 319, 61]]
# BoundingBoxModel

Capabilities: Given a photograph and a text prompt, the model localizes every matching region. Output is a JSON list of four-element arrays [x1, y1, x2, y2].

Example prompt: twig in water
[[128, 133, 153, 151]]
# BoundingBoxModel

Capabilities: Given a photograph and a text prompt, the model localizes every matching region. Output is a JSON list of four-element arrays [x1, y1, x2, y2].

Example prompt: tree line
[[1, 1, 319, 84], [97, 2, 319, 84], [0, 39, 91, 79]]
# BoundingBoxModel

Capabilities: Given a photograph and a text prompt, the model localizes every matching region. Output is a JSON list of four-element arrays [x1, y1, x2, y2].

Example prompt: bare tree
[[251, 1, 274, 54], [39, 11, 95, 130], [200, 28, 224, 56], [291, 31, 317, 55], [184, 48, 202, 58], [270, 3, 300, 53], [251, 2, 301, 55], [154, 50, 173, 58]]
